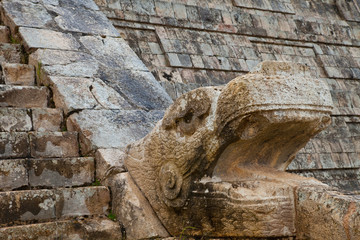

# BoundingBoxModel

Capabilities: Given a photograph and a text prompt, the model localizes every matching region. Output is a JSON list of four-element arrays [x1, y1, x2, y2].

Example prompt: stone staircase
[[0, 25, 120, 239]]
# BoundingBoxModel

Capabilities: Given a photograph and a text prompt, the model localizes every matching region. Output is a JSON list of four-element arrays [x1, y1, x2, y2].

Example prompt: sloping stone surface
[[67, 109, 164, 154]]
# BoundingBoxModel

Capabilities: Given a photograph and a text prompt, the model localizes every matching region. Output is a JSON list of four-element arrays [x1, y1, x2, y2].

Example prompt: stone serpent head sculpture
[[124, 61, 333, 237]]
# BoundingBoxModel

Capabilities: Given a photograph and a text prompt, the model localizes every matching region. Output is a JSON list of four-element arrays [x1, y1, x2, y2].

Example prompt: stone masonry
[[94, 0, 360, 193], [0, 0, 360, 239]]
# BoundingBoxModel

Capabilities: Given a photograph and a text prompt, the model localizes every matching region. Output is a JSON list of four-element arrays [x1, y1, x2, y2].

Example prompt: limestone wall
[[95, 0, 360, 191]]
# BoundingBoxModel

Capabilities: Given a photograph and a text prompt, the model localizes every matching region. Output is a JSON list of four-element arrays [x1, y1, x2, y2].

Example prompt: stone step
[[0, 26, 10, 43], [0, 186, 110, 226], [2, 63, 35, 86], [0, 157, 94, 191], [0, 43, 21, 64], [0, 218, 121, 240], [0, 85, 48, 108], [0, 131, 79, 159], [0, 107, 63, 132]]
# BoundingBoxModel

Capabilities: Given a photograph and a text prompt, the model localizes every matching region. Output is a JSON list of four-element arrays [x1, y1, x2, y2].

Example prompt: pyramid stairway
[[0, 24, 121, 239]]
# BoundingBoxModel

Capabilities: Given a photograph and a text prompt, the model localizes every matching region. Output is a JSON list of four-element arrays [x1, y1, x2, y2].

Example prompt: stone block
[[19, 27, 80, 51], [32, 108, 63, 132], [0, 132, 29, 158], [48, 76, 98, 114], [1, 0, 53, 34], [0, 43, 21, 63], [29, 49, 99, 80], [0, 189, 56, 225], [174, 3, 187, 19], [155, 1, 174, 18], [0, 26, 10, 43], [2, 63, 35, 86], [50, 5, 119, 36], [95, 148, 126, 180], [0, 159, 28, 191], [29, 131, 79, 158], [296, 187, 360, 240], [0, 85, 48, 108], [28, 157, 94, 188], [0, 218, 121, 240], [106, 173, 170, 239], [55, 187, 110, 218], [90, 78, 133, 110], [191, 55, 204, 68], [0, 108, 32, 132], [67, 109, 164, 155]]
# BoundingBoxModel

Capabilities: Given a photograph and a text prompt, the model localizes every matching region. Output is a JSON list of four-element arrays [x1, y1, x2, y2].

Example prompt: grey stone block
[[0, 132, 29, 159], [67, 109, 164, 154], [0, 108, 32, 132], [48, 5, 119, 36], [19, 27, 80, 51], [0, 189, 56, 224], [1, 0, 53, 33], [29, 131, 79, 158], [28, 157, 94, 188], [0, 159, 28, 191]]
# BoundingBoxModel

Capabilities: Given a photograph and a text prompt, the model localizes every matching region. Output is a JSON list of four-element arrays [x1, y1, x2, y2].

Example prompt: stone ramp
[[0, 22, 121, 238]]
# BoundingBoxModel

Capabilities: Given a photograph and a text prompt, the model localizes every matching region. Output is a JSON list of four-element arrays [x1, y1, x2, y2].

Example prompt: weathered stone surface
[[0, 132, 29, 158], [336, 0, 360, 22], [48, 76, 132, 114], [59, 0, 100, 11], [32, 108, 63, 132], [67, 109, 164, 155], [0, 108, 32, 132], [90, 78, 133, 110], [19, 27, 80, 51], [0, 43, 21, 63], [1, 0, 53, 34], [47, 5, 119, 36], [28, 157, 94, 188], [123, 61, 333, 236], [0, 187, 110, 226], [55, 187, 110, 218], [48, 76, 98, 114], [0, 221, 75, 240], [0, 189, 56, 225], [29, 131, 79, 158], [0, 26, 10, 43], [106, 173, 170, 239], [2, 63, 35, 86], [296, 187, 360, 240], [79, 35, 173, 110], [0, 159, 28, 191], [0, 85, 48, 108], [95, 148, 126, 180], [79, 218, 122, 240], [0, 218, 121, 240]]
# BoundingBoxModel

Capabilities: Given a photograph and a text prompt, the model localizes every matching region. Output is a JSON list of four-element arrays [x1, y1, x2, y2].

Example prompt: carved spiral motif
[[159, 162, 183, 201]]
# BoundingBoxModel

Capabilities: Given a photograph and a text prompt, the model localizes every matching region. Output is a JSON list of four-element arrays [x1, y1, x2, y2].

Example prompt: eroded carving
[[123, 61, 333, 237]]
